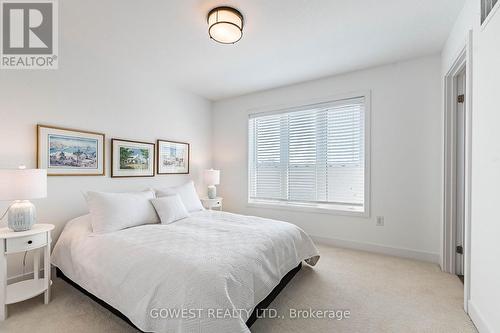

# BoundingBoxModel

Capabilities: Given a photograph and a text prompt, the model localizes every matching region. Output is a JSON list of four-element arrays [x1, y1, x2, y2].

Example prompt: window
[[248, 95, 369, 214]]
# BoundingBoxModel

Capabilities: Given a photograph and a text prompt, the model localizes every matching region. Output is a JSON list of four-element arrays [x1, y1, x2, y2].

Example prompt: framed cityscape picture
[[37, 125, 105, 176], [111, 139, 155, 178], [157, 140, 190, 174]]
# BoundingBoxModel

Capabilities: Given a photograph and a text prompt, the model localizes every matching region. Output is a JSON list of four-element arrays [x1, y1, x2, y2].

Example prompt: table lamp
[[0, 166, 47, 231], [204, 169, 220, 199]]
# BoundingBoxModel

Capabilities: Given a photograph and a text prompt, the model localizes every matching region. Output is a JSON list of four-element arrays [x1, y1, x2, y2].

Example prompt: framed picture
[[157, 140, 190, 174], [37, 125, 105, 176], [111, 139, 155, 178]]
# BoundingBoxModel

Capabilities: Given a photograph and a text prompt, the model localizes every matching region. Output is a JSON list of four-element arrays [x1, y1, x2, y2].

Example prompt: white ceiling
[[66, 0, 464, 101]]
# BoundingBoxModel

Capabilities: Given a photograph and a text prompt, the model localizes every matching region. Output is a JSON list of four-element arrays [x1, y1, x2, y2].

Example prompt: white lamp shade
[[204, 169, 220, 186], [0, 169, 47, 200]]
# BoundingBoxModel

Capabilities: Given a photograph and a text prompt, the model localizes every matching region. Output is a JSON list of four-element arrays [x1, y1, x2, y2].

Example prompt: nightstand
[[0, 223, 54, 320], [200, 197, 223, 211]]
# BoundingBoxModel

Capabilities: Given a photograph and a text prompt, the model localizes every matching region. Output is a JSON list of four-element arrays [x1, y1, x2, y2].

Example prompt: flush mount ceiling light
[[207, 6, 244, 44]]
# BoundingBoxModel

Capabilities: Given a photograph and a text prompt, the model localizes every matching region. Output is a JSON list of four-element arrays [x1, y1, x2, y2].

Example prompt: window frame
[[246, 91, 371, 217]]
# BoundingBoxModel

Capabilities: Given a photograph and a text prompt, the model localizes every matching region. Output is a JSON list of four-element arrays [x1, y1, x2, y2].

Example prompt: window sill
[[247, 200, 369, 217]]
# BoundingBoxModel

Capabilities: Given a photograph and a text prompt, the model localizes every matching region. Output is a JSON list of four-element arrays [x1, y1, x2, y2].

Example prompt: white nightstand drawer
[[6, 233, 47, 254], [200, 197, 223, 210]]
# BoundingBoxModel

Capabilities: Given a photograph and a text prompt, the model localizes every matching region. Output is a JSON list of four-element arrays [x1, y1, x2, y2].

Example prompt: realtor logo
[[1, 0, 58, 69]]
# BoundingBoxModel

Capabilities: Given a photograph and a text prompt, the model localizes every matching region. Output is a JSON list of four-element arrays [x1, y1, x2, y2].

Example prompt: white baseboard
[[468, 300, 492, 333], [311, 235, 440, 264]]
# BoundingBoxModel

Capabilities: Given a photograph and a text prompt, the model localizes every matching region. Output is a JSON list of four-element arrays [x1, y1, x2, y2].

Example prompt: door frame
[[442, 30, 473, 312]]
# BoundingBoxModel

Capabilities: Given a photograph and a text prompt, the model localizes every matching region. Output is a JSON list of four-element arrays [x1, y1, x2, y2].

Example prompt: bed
[[52, 210, 320, 333]]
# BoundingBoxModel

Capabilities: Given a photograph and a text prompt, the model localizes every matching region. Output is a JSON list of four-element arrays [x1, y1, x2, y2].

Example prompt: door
[[455, 69, 466, 277]]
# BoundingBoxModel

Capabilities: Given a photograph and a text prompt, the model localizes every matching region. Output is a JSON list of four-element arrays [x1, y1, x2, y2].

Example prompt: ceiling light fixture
[[207, 6, 244, 44]]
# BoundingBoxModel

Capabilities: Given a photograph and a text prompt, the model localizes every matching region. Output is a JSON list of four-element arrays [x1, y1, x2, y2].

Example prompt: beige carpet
[[0, 244, 476, 333]]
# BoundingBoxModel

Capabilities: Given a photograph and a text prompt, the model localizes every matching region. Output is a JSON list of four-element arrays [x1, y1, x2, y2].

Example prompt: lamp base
[[207, 186, 217, 199], [8, 200, 36, 232]]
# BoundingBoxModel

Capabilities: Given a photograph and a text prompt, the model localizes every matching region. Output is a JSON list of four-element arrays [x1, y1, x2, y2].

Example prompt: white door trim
[[442, 30, 473, 312]]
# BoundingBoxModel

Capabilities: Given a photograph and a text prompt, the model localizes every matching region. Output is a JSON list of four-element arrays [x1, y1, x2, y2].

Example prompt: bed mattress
[[52, 210, 320, 333]]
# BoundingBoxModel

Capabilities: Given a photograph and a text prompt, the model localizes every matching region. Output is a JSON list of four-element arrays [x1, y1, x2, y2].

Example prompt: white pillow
[[150, 194, 190, 225], [85, 190, 159, 234], [155, 181, 204, 212]]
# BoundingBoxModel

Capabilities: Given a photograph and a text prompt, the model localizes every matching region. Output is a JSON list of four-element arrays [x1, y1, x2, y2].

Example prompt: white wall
[[0, 6, 213, 279], [441, 0, 478, 74], [442, 1, 500, 332], [472, 15, 500, 330], [213, 55, 442, 263]]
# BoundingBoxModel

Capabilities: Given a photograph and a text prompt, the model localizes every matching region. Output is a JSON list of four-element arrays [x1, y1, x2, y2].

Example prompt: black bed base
[[56, 262, 302, 331], [246, 262, 302, 327]]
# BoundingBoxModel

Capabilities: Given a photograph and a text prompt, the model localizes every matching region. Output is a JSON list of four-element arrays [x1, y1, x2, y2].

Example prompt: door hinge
[[456, 245, 463, 254], [458, 94, 465, 103]]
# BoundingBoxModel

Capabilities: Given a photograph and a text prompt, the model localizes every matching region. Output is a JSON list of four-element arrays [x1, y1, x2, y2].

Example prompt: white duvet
[[52, 210, 320, 333]]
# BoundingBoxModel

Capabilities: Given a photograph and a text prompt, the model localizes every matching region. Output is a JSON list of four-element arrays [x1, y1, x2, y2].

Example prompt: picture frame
[[156, 139, 190, 174], [37, 124, 105, 176], [111, 139, 155, 178]]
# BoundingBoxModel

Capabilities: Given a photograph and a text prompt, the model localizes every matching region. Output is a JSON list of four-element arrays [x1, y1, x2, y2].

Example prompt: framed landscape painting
[[157, 140, 189, 174], [37, 125, 105, 176], [111, 139, 155, 177]]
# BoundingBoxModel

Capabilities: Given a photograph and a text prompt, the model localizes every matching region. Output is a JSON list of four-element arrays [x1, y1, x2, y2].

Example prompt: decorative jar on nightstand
[[200, 197, 223, 211], [0, 223, 54, 320]]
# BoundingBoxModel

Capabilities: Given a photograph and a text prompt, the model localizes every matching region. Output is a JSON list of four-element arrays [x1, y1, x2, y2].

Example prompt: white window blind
[[248, 96, 367, 212]]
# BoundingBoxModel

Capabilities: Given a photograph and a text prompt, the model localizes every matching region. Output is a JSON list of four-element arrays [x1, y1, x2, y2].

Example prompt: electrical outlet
[[376, 216, 384, 226]]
